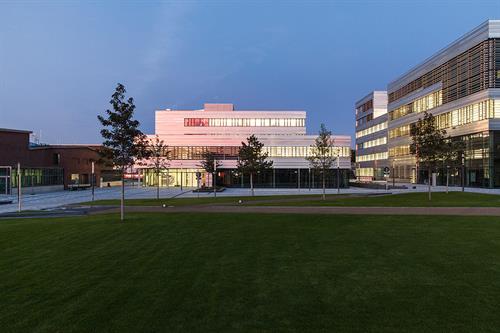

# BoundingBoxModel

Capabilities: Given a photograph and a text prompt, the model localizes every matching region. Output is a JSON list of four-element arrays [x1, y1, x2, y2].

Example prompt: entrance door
[[0, 166, 12, 195]]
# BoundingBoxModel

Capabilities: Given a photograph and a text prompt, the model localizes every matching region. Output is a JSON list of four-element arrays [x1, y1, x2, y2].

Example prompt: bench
[[68, 184, 92, 191]]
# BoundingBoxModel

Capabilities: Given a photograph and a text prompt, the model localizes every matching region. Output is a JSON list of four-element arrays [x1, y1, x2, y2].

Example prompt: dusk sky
[[1, 0, 499, 144]]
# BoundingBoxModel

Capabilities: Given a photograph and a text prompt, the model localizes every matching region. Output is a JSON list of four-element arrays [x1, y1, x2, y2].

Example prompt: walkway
[[2, 183, 500, 214], [90, 205, 500, 216]]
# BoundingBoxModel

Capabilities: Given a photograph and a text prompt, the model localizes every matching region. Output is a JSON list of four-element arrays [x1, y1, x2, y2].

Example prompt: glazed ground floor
[[389, 131, 500, 188], [142, 168, 350, 189]]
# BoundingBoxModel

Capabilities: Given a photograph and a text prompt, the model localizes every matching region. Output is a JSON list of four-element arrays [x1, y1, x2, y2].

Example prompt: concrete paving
[[1, 183, 500, 214]]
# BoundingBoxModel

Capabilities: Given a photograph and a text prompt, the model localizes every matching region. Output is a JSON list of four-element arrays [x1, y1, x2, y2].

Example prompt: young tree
[[98, 83, 149, 221], [144, 135, 171, 200], [306, 123, 336, 200], [198, 150, 221, 190], [409, 111, 447, 201], [237, 135, 273, 196], [442, 138, 466, 193]]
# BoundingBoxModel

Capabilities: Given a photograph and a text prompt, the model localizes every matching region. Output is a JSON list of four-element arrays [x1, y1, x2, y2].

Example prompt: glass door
[[0, 166, 12, 195]]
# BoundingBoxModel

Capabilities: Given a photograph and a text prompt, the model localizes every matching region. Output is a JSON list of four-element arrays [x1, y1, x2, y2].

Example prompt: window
[[183, 118, 306, 127], [53, 153, 61, 165]]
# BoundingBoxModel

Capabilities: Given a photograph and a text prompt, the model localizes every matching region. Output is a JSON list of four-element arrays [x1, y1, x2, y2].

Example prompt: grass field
[[251, 191, 500, 207], [83, 191, 500, 207], [2, 212, 500, 332]]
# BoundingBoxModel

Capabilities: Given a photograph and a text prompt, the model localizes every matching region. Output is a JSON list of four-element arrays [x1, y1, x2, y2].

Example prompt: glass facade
[[143, 168, 349, 189], [390, 131, 500, 188], [11, 167, 64, 188], [164, 146, 350, 160], [389, 90, 442, 121]]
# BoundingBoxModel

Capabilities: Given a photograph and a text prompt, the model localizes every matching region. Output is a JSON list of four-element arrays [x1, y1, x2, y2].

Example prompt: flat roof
[[0, 128, 32, 134], [388, 19, 500, 92]]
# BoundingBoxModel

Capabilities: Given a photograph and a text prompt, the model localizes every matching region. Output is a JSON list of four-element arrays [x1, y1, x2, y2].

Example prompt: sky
[[0, 0, 499, 145]]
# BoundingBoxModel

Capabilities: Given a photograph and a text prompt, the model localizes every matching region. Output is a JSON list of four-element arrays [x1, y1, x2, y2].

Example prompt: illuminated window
[[355, 122, 387, 139], [184, 118, 306, 127]]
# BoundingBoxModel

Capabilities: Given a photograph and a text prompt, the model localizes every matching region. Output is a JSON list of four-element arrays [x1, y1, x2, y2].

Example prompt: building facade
[[0, 128, 115, 194], [355, 91, 389, 181], [140, 103, 351, 188], [385, 20, 500, 188]]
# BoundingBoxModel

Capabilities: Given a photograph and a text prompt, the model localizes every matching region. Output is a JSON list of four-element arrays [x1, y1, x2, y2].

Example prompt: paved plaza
[[2, 183, 500, 214]]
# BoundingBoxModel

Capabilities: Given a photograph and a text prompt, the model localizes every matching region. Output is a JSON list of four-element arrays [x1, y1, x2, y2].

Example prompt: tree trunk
[[121, 170, 125, 221], [428, 167, 432, 201], [157, 171, 160, 200], [213, 171, 216, 198], [322, 170, 326, 201], [250, 173, 254, 196], [446, 168, 449, 194]]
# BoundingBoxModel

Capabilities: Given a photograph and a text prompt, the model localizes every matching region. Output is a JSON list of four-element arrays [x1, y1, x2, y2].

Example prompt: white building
[[355, 91, 389, 181], [141, 103, 351, 188]]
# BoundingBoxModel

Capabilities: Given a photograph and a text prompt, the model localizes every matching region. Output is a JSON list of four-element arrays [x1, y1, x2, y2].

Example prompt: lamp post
[[213, 158, 217, 198], [461, 152, 465, 192], [336, 153, 340, 195], [392, 160, 395, 187], [91, 161, 95, 202], [17, 162, 21, 213], [180, 162, 183, 191]]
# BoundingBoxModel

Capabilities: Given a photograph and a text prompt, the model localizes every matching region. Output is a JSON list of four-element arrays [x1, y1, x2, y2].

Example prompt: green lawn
[[250, 191, 500, 207], [2, 212, 500, 332], [84, 191, 500, 207], [81, 194, 351, 207]]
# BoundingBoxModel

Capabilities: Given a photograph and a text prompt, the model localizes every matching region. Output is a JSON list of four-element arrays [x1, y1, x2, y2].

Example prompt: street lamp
[[213, 158, 217, 198], [336, 151, 340, 194]]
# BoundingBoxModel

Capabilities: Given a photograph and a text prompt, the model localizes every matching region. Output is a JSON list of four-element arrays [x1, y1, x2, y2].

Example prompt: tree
[[442, 138, 465, 193], [306, 123, 336, 200], [198, 150, 221, 190], [237, 135, 273, 196], [144, 135, 171, 200], [98, 83, 149, 221], [409, 111, 447, 201]]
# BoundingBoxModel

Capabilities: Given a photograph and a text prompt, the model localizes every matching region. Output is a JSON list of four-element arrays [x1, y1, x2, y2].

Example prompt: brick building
[[0, 128, 113, 194]]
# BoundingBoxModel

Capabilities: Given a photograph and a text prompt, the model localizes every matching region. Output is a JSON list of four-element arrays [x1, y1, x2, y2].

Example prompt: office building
[[355, 91, 389, 181], [382, 20, 499, 188], [140, 103, 351, 188]]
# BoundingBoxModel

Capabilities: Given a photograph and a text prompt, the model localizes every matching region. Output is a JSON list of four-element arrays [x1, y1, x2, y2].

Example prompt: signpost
[[196, 172, 201, 199], [383, 166, 390, 191]]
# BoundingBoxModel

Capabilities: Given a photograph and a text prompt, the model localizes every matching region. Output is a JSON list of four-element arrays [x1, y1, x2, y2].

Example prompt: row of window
[[356, 152, 388, 162], [184, 118, 305, 127], [355, 99, 373, 114], [263, 146, 350, 158], [355, 122, 387, 139], [389, 90, 442, 121], [356, 113, 373, 127], [11, 168, 64, 187], [436, 99, 498, 130], [356, 168, 374, 177], [357, 137, 387, 149], [389, 125, 411, 139], [161, 145, 350, 160], [388, 99, 498, 140], [389, 145, 411, 158]]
